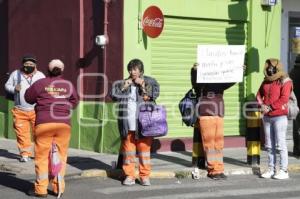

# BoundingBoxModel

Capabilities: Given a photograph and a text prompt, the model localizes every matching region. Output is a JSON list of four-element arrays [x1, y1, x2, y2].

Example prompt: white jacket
[[5, 70, 45, 111]]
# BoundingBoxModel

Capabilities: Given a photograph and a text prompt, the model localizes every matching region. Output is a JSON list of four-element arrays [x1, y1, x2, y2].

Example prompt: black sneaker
[[207, 173, 219, 180], [217, 173, 227, 180], [27, 189, 48, 198], [207, 173, 227, 180]]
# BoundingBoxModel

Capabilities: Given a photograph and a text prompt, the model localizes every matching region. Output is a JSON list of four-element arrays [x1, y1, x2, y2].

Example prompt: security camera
[[95, 35, 109, 46]]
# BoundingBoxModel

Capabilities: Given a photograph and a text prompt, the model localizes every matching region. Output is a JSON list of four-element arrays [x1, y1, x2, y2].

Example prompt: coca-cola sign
[[142, 6, 164, 38]]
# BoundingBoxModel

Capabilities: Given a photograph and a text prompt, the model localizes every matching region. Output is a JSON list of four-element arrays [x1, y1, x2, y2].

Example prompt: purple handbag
[[138, 103, 168, 137]]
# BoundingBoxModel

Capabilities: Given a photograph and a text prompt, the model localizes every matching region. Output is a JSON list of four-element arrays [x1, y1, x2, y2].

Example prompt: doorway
[[288, 12, 300, 71]]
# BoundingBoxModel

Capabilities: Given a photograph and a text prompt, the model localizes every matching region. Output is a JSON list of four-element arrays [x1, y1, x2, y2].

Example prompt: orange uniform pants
[[122, 131, 152, 180], [198, 116, 224, 175], [11, 108, 36, 157], [34, 123, 71, 195]]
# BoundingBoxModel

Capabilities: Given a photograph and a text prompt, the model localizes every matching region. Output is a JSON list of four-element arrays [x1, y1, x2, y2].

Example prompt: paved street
[[1, 173, 300, 199]]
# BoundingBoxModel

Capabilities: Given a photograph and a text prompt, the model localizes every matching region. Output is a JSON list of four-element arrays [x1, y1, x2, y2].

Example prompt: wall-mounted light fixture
[[261, 0, 278, 6], [95, 35, 109, 48]]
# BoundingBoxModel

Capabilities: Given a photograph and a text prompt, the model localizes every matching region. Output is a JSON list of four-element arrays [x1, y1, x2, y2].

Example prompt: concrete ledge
[[81, 169, 108, 178], [80, 169, 175, 179], [288, 164, 300, 173], [78, 164, 300, 180]]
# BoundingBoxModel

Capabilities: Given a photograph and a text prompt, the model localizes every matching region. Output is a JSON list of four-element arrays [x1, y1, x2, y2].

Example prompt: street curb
[[2, 163, 299, 180], [78, 164, 300, 179], [80, 169, 175, 179], [288, 164, 300, 172]]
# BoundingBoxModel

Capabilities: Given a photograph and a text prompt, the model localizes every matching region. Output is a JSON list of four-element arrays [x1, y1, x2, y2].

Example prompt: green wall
[[78, 102, 120, 153], [0, 100, 120, 154], [246, 0, 282, 99], [124, 0, 249, 75], [124, 0, 281, 100]]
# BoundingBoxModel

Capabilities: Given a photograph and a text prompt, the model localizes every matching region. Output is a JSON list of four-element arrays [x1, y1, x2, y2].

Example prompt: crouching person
[[25, 59, 79, 197], [111, 59, 159, 186]]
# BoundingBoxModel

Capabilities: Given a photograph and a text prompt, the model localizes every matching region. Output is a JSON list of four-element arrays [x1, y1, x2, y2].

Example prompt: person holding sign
[[191, 63, 237, 180], [192, 45, 246, 180], [257, 58, 292, 180]]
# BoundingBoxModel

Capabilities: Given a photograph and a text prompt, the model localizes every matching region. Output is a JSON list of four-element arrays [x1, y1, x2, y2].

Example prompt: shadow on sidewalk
[[0, 149, 19, 160], [223, 156, 248, 167], [0, 172, 32, 194], [151, 153, 192, 167], [151, 139, 193, 167], [67, 156, 111, 170], [288, 151, 300, 159]]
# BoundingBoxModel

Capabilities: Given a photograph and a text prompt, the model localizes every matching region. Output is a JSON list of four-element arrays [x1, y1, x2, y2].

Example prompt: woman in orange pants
[[111, 59, 160, 186], [25, 59, 79, 198]]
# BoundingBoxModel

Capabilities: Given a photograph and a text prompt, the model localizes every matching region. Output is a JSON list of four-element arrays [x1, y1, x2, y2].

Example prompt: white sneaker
[[192, 168, 200, 180], [273, 170, 289, 180], [261, 169, 275, 179], [19, 156, 30, 162], [140, 178, 151, 186], [122, 176, 135, 186]]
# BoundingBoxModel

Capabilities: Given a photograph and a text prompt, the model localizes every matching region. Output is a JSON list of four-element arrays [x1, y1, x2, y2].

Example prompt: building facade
[[0, 0, 282, 153]]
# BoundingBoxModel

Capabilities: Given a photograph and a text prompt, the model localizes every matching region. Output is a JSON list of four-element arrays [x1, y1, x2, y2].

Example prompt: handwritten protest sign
[[196, 45, 245, 83]]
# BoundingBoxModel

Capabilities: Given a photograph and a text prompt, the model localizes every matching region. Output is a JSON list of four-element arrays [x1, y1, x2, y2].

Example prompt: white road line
[[93, 177, 264, 195], [136, 185, 300, 199]]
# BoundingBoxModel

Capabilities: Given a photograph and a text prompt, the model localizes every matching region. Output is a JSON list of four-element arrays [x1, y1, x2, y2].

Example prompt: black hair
[[48, 67, 62, 77], [127, 59, 144, 74]]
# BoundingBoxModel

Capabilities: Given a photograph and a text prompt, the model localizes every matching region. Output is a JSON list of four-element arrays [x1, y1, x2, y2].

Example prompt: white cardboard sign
[[196, 45, 245, 83]]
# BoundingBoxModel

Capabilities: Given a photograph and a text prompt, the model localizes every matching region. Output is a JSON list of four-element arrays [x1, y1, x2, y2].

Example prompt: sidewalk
[[1, 138, 300, 180]]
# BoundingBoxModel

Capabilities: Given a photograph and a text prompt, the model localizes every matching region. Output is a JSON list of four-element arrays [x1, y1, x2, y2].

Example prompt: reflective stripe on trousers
[[34, 123, 71, 195], [11, 108, 35, 157], [198, 116, 224, 175], [122, 131, 152, 179]]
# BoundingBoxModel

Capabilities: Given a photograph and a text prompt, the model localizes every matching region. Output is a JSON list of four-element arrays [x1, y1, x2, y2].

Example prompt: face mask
[[266, 65, 277, 76], [23, 66, 35, 74]]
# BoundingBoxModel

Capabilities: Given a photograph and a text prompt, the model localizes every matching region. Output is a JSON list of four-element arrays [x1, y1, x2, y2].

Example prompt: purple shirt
[[25, 76, 79, 126]]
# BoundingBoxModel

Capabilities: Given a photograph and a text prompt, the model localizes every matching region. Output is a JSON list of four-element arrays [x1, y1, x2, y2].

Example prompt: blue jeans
[[262, 115, 288, 171]]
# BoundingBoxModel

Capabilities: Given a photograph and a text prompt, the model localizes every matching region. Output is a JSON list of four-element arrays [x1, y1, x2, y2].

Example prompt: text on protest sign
[[196, 45, 245, 83]]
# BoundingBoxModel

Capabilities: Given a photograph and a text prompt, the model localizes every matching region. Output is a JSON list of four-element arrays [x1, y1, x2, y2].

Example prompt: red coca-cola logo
[[142, 6, 164, 38]]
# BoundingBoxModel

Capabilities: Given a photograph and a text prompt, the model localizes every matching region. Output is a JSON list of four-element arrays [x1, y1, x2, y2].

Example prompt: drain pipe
[[101, 0, 110, 153], [78, 0, 85, 149], [103, 0, 110, 77]]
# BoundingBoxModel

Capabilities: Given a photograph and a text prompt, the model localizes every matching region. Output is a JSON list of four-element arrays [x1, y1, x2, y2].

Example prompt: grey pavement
[[1, 138, 300, 180]]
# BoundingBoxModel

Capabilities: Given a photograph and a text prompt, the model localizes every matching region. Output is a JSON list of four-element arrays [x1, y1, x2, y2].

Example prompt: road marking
[[93, 177, 264, 195], [136, 184, 300, 199]]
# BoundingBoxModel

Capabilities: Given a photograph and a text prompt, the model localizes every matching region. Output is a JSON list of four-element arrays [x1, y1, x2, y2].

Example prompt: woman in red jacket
[[257, 58, 292, 180]]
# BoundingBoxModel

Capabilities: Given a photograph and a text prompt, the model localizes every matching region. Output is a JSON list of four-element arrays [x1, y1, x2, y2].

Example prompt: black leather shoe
[[217, 173, 227, 179], [27, 189, 48, 198], [207, 173, 227, 180], [207, 173, 219, 180]]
